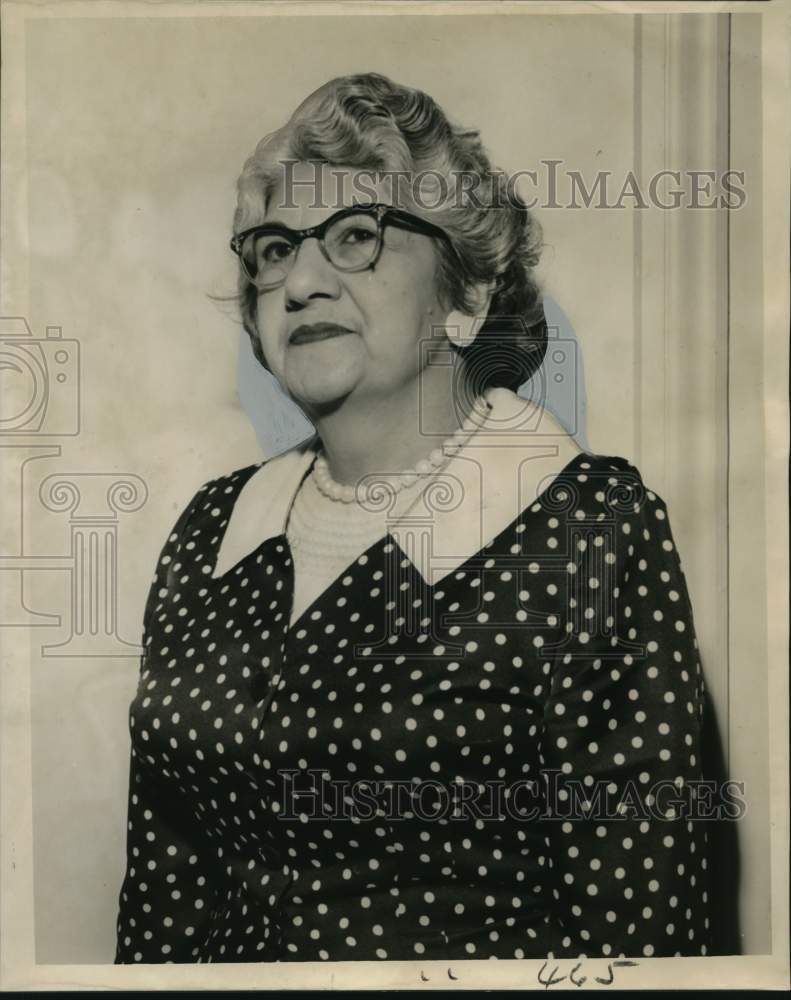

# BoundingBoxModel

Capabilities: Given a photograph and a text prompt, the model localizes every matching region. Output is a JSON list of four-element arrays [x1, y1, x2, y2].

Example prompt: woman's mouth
[[288, 323, 354, 345]]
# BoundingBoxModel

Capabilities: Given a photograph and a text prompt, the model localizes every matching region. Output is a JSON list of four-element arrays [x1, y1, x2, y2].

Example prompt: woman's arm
[[115, 748, 223, 963], [115, 482, 223, 964], [539, 467, 712, 959]]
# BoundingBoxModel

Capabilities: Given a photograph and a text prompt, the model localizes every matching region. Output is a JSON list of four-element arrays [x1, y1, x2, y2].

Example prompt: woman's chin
[[284, 354, 364, 411]]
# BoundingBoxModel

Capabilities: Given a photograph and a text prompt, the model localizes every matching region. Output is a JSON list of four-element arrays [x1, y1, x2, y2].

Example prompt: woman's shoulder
[[481, 391, 653, 511], [559, 449, 663, 500], [545, 448, 672, 538], [164, 462, 262, 543], [199, 436, 320, 578], [142, 439, 318, 592], [194, 460, 263, 501]]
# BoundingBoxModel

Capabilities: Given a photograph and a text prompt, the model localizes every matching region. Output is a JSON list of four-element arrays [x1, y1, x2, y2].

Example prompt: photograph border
[[1, 0, 788, 990]]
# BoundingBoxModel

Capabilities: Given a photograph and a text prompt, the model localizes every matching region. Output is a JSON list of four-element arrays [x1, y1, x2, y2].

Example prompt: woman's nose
[[283, 238, 342, 307]]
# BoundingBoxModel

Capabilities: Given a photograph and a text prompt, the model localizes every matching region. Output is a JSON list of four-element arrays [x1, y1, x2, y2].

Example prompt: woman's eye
[[260, 240, 294, 264], [341, 227, 376, 245]]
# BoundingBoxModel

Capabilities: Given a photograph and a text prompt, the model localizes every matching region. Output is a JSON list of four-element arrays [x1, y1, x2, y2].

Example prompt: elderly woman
[[115, 73, 711, 963]]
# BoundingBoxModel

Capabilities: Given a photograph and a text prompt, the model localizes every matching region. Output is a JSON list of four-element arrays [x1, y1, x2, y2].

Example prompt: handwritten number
[[569, 962, 587, 987], [418, 956, 640, 987], [538, 960, 567, 989], [539, 958, 640, 989], [594, 963, 614, 985]]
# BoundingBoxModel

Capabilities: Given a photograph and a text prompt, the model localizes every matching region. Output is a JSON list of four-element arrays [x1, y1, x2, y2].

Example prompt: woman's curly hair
[[233, 72, 547, 396]]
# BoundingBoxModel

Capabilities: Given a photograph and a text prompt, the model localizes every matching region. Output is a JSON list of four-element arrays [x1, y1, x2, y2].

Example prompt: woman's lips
[[288, 323, 354, 345]]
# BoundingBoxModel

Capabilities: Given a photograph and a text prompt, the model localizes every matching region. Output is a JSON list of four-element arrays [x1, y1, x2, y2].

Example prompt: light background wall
[[0, 8, 768, 963]]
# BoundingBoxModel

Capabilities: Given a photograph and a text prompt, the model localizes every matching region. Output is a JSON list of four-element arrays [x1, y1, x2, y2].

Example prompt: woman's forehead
[[263, 161, 396, 225]]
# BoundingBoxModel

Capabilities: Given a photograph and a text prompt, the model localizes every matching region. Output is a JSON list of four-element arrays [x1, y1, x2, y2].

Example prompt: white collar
[[213, 387, 587, 585]]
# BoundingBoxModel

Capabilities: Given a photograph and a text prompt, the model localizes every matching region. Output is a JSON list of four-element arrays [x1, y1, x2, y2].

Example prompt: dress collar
[[212, 387, 588, 585]]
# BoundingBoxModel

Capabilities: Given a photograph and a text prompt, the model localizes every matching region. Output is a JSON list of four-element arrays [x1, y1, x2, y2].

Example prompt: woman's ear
[[442, 281, 496, 348]]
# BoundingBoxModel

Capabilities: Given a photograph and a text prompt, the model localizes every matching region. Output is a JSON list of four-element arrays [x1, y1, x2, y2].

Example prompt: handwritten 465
[[538, 958, 640, 989]]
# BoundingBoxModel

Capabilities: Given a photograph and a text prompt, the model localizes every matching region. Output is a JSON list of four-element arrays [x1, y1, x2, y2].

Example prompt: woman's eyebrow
[[254, 218, 301, 233]]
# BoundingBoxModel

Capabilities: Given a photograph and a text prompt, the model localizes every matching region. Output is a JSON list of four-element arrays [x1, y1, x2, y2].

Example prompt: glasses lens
[[325, 212, 380, 270], [241, 231, 296, 287]]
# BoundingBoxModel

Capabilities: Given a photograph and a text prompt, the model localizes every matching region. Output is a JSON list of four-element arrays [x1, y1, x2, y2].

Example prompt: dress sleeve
[[115, 482, 223, 964], [539, 467, 712, 959]]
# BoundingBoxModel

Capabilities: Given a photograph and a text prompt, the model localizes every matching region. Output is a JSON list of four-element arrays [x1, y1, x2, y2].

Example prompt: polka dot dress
[[114, 452, 711, 963]]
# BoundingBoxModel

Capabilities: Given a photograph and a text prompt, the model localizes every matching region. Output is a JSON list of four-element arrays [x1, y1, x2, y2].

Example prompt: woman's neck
[[311, 364, 475, 485]]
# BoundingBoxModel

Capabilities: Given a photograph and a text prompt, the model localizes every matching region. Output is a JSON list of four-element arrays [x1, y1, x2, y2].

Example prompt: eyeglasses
[[230, 203, 452, 290]]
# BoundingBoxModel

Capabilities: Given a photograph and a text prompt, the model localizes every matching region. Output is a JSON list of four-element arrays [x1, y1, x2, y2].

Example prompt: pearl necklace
[[312, 392, 493, 504]]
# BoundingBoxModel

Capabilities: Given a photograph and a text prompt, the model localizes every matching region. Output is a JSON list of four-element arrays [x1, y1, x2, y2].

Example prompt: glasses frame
[[230, 203, 453, 290]]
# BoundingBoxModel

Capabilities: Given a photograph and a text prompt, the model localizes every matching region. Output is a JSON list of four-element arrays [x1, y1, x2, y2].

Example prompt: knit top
[[285, 463, 451, 626]]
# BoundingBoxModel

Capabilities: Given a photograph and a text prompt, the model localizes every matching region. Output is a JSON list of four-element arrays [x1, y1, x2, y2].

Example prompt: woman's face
[[253, 163, 450, 414]]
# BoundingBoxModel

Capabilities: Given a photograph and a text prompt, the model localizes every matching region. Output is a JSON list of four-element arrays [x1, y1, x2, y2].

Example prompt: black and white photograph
[[0, 0, 788, 990]]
